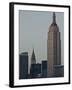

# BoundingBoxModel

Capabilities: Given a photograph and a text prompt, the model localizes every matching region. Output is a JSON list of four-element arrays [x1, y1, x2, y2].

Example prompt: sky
[[19, 10, 64, 67]]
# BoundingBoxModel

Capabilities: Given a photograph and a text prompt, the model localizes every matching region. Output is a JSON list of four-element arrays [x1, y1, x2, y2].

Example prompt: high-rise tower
[[19, 52, 28, 79], [31, 48, 36, 64], [47, 12, 61, 77]]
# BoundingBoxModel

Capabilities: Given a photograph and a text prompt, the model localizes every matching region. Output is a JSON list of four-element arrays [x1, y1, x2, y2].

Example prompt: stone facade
[[47, 12, 61, 77]]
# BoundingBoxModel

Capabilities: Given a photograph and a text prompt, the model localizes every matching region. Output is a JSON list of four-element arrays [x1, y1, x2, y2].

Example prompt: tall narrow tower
[[47, 12, 61, 77], [31, 48, 36, 64]]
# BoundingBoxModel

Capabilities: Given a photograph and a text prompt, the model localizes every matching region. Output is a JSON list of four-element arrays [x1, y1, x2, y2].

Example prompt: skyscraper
[[30, 49, 36, 77], [30, 63, 41, 78], [53, 65, 64, 77], [19, 52, 28, 79], [42, 61, 47, 78], [47, 12, 61, 77], [31, 48, 36, 64]]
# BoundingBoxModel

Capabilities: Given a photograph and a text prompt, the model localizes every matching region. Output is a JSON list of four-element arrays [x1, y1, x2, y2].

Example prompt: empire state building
[[47, 12, 61, 77]]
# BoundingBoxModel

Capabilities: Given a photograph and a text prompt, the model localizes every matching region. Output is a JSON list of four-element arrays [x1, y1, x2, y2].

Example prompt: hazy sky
[[19, 10, 64, 66]]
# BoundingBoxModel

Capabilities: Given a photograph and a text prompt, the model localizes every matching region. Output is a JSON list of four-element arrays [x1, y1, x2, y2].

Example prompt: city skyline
[[19, 12, 64, 78], [19, 10, 64, 66]]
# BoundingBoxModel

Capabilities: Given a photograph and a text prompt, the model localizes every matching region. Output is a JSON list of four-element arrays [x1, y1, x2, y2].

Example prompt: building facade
[[30, 63, 41, 78], [31, 48, 36, 64], [53, 65, 64, 77], [42, 61, 47, 78], [19, 52, 28, 79], [47, 12, 61, 77]]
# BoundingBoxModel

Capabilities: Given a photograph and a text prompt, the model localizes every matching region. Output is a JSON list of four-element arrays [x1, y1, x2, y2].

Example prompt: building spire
[[53, 12, 56, 24], [31, 48, 36, 64]]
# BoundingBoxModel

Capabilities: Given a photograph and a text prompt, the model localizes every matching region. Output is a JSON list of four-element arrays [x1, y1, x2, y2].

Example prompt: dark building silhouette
[[31, 48, 36, 64], [42, 61, 47, 78], [19, 52, 28, 79], [53, 65, 64, 77], [30, 63, 41, 78], [47, 12, 61, 77]]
